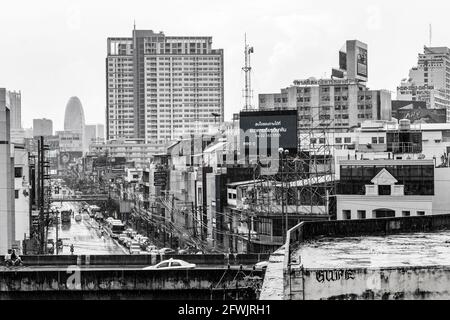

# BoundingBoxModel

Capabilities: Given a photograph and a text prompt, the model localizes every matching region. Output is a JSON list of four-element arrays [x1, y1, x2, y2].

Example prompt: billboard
[[59, 151, 83, 170], [339, 50, 347, 71], [392, 100, 446, 123], [356, 46, 368, 77], [154, 171, 168, 187], [239, 109, 298, 155]]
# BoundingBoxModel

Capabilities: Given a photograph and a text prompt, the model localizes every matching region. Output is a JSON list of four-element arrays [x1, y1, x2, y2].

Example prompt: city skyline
[[1, 0, 449, 131]]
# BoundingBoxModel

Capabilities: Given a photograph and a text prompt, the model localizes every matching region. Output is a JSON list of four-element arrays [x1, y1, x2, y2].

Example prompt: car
[[159, 247, 176, 255], [142, 259, 196, 270], [254, 261, 269, 271], [118, 235, 129, 244], [177, 249, 188, 255]]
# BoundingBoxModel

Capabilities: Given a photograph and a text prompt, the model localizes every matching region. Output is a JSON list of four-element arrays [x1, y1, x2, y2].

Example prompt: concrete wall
[[282, 214, 450, 299], [1, 253, 270, 266], [0, 268, 263, 300], [295, 266, 450, 300]]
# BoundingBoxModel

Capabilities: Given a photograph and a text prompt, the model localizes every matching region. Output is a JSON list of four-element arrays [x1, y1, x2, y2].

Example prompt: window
[[319, 138, 325, 144], [171, 262, 181, 267], [14, 167, 22, 178], [310, 138, 317, 144], [344, 137, 351, 143], [342, 210, 351, 220], [378, 137, 385, 144], [15, 190, 19, 199], [372, 137, 378, 144], [402, 211, 410, 217], [335, 137, 342, 144], [157, 262, 170, 268], [378, 185, 391, 195], [417, 211, 425, 216], [357, 210, 366, 219]]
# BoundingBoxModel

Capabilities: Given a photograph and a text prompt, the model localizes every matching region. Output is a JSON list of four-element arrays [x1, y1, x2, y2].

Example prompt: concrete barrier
[[2, 253, 270, 266], [296, 265, 450, 300], [0, 268, 264, 299]]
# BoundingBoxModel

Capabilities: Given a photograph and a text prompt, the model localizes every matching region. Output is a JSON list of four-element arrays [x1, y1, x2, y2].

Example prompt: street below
[[47, 201, 127, 255]]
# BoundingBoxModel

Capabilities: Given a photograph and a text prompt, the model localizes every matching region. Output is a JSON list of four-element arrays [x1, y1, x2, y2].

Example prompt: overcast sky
[[0, 0, 449, 131]]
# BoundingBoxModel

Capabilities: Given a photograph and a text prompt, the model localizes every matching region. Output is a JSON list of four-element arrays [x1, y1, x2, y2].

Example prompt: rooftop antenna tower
[[242, 33, 254, 110], [429, 23, 432, 47]]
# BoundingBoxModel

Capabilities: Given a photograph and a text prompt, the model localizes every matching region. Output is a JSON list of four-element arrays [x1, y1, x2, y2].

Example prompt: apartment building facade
[[106, 29, 224, 144], [397, 46, 450, 120], [259, 78, 391, 131]]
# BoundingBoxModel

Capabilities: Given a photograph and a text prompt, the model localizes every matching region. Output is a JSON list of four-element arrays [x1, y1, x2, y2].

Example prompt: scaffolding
[[243, 84, 337, 246]]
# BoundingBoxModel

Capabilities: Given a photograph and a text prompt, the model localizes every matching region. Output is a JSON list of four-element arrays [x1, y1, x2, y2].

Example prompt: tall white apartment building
[[106, 29, 224, 144], [397, 46, 450, 121]]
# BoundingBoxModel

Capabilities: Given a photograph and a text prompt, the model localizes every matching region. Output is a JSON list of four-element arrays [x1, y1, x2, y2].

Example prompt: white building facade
[[106, 29, 224, 144], [336, 159, 434, 220]]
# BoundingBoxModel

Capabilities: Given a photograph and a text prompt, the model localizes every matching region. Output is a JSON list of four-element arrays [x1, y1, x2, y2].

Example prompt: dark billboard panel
[[239, 109, 298, 155], [356, 46, 367, 77], [339, 50, 347, 71]]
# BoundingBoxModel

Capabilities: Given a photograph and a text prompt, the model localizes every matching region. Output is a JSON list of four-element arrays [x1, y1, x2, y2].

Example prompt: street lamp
[[278, 148, 289, 243]]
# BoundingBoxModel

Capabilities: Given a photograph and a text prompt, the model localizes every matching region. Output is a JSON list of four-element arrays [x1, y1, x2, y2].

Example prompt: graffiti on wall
[[315, 269, 356, 283]]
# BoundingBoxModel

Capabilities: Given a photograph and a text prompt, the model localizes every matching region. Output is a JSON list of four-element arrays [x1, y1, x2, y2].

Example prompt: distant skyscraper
[[8, 91, 21, 129], [106, 29, 224, 143], [33, 118, 53, 137], [85, 125, 96, 147], [64, 96, 86, 151], [397, 46, 450, 121], [96, 124, 105, 140], [64, 96, 86, 134], [7, 90, 25, 144]]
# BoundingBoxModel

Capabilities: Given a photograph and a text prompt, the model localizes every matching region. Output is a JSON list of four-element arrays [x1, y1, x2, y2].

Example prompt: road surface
[[48, 201, 127, 255]]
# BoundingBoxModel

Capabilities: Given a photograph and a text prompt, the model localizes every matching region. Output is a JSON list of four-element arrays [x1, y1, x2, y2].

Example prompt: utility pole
[[55, 210, 59, 255], [191, 202, 196, 239], [38, 137, 45, 254], [247, 211, 252, 254]]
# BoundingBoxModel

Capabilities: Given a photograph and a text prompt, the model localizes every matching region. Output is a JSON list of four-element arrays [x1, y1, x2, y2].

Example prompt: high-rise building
[[33, 118, 53, 137], [96, 124, 105, 140], [397, 46, 450, 121], [64, 96, 86, 151], [8, 90, 21, 129], [106, 29, 224, 143], [0, 88, 15, 254], [64, 96, 85, 134], [259, 40, 390, 131], [7, 90, 25, 144], [332, 40, 368, 83], [85, 125, 97, 147], [85, 123, 105, 148]]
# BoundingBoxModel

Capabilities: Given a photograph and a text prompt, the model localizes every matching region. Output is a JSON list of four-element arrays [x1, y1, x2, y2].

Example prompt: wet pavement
[[48, 202, 127, 255], [295, 231, 450, 269]]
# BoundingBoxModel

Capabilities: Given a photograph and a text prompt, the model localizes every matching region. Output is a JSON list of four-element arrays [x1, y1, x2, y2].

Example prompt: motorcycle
[[5, 258, 23, 267]]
